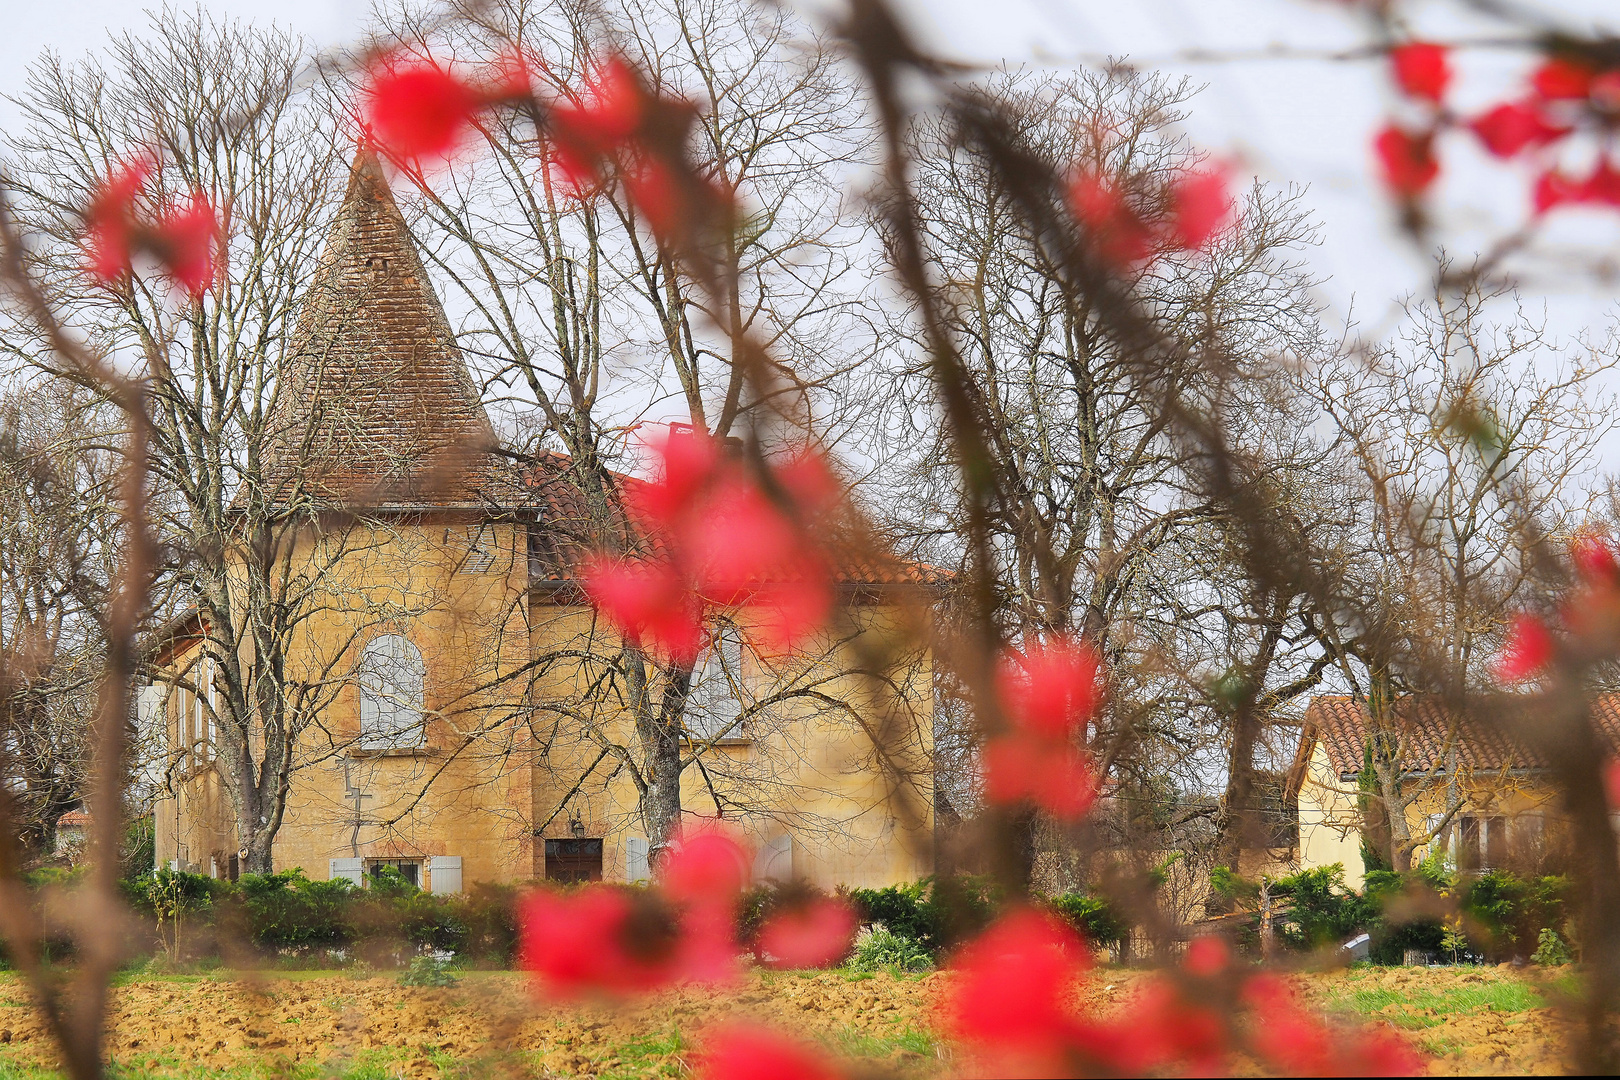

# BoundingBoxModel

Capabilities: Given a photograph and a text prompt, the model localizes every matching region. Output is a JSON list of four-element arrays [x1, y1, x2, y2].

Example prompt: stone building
[[150, 153, 935, 892]]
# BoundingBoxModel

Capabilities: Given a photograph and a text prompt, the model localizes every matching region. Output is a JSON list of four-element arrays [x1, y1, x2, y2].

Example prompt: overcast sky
[[3, 0, 1618, 346]]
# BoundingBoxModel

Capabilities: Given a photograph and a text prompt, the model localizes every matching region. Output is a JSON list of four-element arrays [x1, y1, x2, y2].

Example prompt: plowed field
[[0, 964, 1579, 1077]]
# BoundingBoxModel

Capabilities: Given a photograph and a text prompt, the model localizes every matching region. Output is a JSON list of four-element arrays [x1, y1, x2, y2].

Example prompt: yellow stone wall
[[1297, 741, 1562, 891], [155, 516, 934, 892]]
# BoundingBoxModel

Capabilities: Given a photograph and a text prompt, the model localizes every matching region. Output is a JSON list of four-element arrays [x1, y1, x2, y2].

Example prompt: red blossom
[[980, 736, 1097, 820], [998, 639, 1101, 740], [1532, 57, 1596, 102], [83, 164, 222, 296], [1469, 101, 1567, 158], [582, 427, 838, 660], [581, 556, 705, 664], [84, 162, 148, 284], [1533, 169, 1586, 213], [1572, 534, 1620, 587], [662, 828, 749, 907], [1167, 165, 1234, 249], [1592, 71, 1620, 111], [1586, 161, 1620, 206], [1243, 974, 1421, 1076], [693, 1025, 844, 1080], [1495, 613, 1554, 682], [1605, 759, 1620, 810], [550, 58, 647, 168], [1374, 125, 1439, 197], [364, 56, 484, 161], [1182, 934, 1229, 977], [1391, 42, 1452, 104], [946, 909, 1088, 1066], [756, 897, 857, 969], [517, 886, 680, 996], [155, 193, 222, 295], [1069, 172, 1154, 266]]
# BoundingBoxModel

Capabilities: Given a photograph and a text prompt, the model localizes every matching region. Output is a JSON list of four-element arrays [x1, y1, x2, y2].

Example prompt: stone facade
[[151, 153, 934, 892]]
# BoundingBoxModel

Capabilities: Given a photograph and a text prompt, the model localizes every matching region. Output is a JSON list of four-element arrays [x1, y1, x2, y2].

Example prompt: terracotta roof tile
[[518, 453, 942, 589], [1304, 694, 1620, 778]]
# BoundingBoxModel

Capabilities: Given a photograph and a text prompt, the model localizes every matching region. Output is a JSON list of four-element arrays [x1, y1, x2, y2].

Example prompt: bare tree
[[870, 67, 1327, 881], [1313, 282, 1620, 871], [0, 382, 123, 858]]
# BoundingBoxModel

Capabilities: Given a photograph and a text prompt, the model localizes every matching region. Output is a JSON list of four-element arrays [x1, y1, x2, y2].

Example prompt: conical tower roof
[[265, 150, 500, 506]]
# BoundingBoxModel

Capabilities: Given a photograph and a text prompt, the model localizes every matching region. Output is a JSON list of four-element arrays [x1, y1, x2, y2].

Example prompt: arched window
[[358, 635, 426, 749]]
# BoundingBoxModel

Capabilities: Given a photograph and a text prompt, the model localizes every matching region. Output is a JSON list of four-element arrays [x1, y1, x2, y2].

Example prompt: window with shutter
[[687, 624, 747, 742], [358, 635, 426, 750]]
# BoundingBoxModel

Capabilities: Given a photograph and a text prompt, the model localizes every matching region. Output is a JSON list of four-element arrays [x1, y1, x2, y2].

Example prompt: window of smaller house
[[1456, 814, 1508, 871], [357, 635, 426, 750], [545, 838, 603, 884], [687, 624, 747, 742]]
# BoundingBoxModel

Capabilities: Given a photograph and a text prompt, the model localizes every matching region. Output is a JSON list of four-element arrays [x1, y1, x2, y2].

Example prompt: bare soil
[[0, 963, 1580, 1077]]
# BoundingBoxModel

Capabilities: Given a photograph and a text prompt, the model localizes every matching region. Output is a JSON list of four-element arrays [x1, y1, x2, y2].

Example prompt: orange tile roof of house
[[1303, 694, 1620, 779]]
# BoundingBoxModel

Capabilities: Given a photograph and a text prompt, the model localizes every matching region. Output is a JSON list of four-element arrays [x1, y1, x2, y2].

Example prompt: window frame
[[356, 634, 428, 751]]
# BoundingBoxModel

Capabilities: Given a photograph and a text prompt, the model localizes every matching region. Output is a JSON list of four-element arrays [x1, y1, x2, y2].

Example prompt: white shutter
[[626, 837, 650, 883], [752, 833, 792, 883], [428, 855, 462, 894], [329, 858, 364, 885]]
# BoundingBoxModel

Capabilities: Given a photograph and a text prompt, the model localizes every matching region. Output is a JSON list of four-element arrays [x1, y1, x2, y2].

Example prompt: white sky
[[4, 0, 1619, 353]]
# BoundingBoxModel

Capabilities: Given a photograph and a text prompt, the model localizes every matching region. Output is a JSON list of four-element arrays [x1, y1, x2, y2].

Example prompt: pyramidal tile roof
[[265, 150, 503, 506]]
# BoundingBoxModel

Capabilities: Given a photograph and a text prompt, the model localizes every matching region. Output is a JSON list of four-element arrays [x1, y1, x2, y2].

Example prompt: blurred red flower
[[581, 556, 705, 664], [1374, 126, 1439, 197], [1469, 102, 1567, 158], [999, 639, 1101, 740], [693, 1025, 844, 1080], [582, 429, 838, 662], [946, 909, 1089, 1067], [1531, 57, 1596, 102], [1605, 759, 1620, 810], [517, 887, 680, 996], [364, 56, 484, 161], [1167, 165, 1234, 250], [1572, 534, 1620, 586], [549, 57, 647, 182], [155, 193, 222, 295], [1391, 43, 1452, 104], [662, 828, 749, 907], [84, 162, 149, 284], [83, 164, 221, 297], [1533, 169, 1586, 213], [1495, 613, 1553, 682], [1243, 974, 1421, 1076], [982, 639, 1101, 820], [756, 897, 857, 969], [1069, 172, 1154, 266]]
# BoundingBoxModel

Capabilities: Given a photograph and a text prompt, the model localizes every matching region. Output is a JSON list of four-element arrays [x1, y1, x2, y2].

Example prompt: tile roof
[[264, 150, 503, 506], [518, 452, 943, 589], [1304, 694, 1620, 778]]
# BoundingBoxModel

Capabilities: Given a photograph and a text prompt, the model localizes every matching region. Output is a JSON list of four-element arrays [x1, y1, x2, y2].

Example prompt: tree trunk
[[638, 658, 692, 871]]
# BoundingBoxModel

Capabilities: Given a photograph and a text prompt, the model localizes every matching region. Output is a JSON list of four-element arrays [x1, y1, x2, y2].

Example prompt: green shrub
[[399, 955, 459, 987], [1532, 927, 1573, 966], [1047, 894, 1128, 950], [1269, 865, 1375, 951], [846, 929, 933, 973], [846, 875, 999, 954], [236, 869, 355, 950]]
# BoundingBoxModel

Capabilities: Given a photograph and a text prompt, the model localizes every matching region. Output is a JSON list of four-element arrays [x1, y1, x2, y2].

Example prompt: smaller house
[[1293, 695, 1620, 890], [54, 810, 90, 855]]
